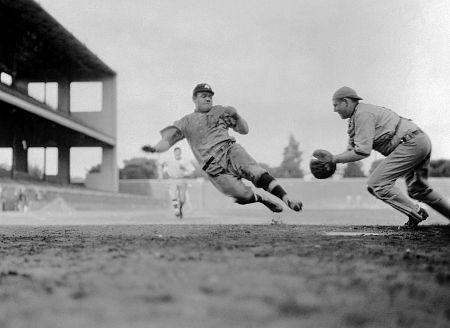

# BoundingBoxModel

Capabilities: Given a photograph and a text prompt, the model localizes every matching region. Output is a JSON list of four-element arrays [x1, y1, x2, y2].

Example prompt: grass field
[[0, 208, 449, 328]]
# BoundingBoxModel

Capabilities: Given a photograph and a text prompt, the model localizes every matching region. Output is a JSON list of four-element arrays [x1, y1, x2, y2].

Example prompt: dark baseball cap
[[332, 86, 363, 101], [193, 83, 214, 96]]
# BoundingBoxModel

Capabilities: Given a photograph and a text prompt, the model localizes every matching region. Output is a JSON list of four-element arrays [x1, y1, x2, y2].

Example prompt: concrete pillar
[[71, 75, 118, 192], [100, 76, 118, 192], [58, 79, 70, 114], [85, 147, 118, 192], [101, 147, 118, 192], [102, 76, 117, 136], [58, 145, 70, 184], [71, 77, 117, 136]]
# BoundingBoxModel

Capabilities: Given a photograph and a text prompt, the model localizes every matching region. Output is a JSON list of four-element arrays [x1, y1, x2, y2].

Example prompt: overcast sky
[[35, 0, 450, 175]]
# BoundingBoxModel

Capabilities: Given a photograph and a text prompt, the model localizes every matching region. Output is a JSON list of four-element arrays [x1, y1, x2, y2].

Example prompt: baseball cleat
[[403, 207, 429, 229], [284, 197, 303, 212]]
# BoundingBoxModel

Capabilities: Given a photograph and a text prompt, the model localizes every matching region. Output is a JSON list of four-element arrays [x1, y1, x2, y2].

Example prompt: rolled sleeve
[[353, 112, 376, 156], [160, 122, 184, 147]]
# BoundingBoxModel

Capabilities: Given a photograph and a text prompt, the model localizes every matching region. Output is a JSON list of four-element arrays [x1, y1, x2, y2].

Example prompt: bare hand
[[142, 145, 156, 153]]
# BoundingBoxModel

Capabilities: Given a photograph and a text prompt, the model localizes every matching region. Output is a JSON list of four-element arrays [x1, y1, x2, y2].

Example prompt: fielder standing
[[143, 83, 302, 213], [316, 86, 450, 228]]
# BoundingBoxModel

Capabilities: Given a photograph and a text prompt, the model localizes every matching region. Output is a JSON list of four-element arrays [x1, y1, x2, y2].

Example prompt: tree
[[119, 157, 159, 179], [343, 161, 366, 178], [272, 134, 304, 178]]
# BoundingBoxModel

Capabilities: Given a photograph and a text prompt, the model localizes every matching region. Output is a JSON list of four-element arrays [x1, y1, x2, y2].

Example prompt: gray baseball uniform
[[145, 83, 302, 213], [348, 102, 450, 222], [160, 105, 266, 203]]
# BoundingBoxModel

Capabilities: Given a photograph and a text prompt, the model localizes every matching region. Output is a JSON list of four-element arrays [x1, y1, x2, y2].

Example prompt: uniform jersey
[[160, 105, 237, 167], [347, 103, 419, 156], [162, 157, 193, 179]]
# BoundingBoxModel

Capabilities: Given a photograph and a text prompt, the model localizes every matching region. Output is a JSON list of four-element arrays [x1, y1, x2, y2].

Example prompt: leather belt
[[400, 129, 422, 144], [202, 140, 235, 171]]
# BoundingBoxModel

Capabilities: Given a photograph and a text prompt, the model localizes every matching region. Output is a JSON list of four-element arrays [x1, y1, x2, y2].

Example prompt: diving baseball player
[[314, 86, 450, 228], [142, 83, 302, 213]]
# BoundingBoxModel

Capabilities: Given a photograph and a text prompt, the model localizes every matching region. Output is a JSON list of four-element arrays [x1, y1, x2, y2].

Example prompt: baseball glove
[[220, 106, 238, 128], [310, 149, 336, 179]]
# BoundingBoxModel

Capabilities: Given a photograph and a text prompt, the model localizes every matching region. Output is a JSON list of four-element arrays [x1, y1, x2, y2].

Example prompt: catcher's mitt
[[310, 149, 336, 179]]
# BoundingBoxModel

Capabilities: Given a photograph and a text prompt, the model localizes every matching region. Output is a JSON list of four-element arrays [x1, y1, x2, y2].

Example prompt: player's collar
[[350, 103, 359, 118]]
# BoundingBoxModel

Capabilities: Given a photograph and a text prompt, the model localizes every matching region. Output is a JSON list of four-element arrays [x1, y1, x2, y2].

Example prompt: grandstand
[[0, 0, 136, 211]]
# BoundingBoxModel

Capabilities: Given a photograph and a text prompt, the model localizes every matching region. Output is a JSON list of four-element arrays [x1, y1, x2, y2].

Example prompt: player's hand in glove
[[222, 106, 238, 128], [142, 145, 156, 153], [310, 149, 337, 179], [223, 114, 237, 128], [223, 106, 238, 117]]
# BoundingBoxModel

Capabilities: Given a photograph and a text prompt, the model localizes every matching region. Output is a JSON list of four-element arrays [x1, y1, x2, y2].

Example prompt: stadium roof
[[0, 0, 115, 81]]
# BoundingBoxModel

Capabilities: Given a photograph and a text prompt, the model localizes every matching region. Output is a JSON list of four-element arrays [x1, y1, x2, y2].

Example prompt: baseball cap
[[193, 83, 214, 96], [332, 86, 363, 100]]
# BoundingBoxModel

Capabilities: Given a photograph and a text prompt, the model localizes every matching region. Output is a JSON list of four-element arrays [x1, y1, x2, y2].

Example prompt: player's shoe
[[259, 196, 283, 213], [283, 196, 303, 212], [403, 206, 429, 229]]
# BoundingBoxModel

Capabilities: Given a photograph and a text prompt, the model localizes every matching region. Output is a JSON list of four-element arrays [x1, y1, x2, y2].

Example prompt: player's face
[[193, 92, 213, 112], [333, 99, 352, 119]]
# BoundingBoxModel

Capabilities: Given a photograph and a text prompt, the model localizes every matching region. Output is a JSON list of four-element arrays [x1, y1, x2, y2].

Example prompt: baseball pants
[[205, 143, 266, 204], [367, 132, 445, 218]]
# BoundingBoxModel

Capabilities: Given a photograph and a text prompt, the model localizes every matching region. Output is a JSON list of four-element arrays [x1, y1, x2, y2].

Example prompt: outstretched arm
[[142, 126, 184, 153], [333, 150, 368, 163], [142, 139, 171, 153]]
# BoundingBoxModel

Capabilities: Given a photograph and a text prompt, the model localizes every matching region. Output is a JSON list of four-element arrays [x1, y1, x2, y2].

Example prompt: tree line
[[117, 135, 450, 179]]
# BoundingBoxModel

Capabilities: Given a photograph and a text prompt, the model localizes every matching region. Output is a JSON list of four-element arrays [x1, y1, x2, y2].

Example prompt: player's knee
[[234, 192, 255, 205]]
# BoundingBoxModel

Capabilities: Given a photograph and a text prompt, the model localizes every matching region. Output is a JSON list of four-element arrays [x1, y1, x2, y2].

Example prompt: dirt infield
[[1, 222, 449, 328]]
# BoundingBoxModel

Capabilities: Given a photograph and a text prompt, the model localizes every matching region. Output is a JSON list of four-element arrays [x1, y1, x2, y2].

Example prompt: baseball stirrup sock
[[257, 173, 287, 200], [267, 178, 302, 211], [267, 181, 287, 200]]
